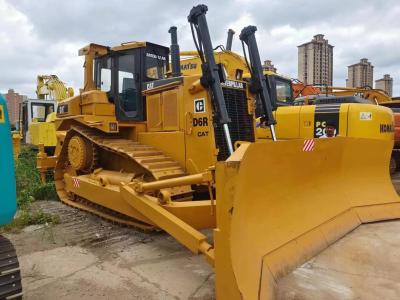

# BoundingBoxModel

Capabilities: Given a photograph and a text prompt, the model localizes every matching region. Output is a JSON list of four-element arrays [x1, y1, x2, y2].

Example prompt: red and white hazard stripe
[[73, 178, 80, 188], [303, 139, 315, 152]]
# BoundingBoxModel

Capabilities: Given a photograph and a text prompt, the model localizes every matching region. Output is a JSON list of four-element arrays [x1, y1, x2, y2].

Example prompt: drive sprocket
[[67, 135, 98, 172]]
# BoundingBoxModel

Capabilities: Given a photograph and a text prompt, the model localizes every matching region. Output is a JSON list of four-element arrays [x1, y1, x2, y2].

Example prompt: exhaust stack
[[226, 29, 235, 51], [168, 26, 181, 77]]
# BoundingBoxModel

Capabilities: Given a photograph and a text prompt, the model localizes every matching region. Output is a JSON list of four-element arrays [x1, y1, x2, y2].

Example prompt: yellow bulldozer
[[39, 4, 400, 299]]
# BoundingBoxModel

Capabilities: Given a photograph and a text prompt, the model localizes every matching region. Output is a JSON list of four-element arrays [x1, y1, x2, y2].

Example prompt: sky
[[0, 0, 399, 97]]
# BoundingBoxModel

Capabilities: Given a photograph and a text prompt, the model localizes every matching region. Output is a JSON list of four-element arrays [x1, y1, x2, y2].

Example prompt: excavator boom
[[36, 74, 74, 101]]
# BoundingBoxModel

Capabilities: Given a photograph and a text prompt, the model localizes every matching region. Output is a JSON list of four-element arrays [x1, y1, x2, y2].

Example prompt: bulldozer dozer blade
[[214, 137, 400, 299]]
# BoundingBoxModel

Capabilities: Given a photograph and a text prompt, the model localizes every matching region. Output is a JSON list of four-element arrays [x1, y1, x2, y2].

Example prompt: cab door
[[115, 52, 143, 121], [95, 51, 143, 122]]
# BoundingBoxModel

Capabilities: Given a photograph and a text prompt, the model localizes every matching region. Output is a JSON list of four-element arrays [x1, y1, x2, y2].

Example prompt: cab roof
[[79, 41, 169, 57]]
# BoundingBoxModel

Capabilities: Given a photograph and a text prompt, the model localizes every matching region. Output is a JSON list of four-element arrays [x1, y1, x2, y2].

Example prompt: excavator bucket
[[214, 137, 400, 299]]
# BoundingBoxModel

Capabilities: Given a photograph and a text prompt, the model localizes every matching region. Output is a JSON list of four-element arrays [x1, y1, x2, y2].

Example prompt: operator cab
[[19, 99, 56, 143], [269, 74, 294, 106], [94, 42, 170, 121]]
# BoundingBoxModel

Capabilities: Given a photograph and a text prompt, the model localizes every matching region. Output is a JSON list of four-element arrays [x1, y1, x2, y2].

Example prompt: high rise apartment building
[[262, 60, 277, 73], [375, 74, 393, 96], [298, 34, 333, 85], [3, 89, 26, 125], [346, 58, 374, 88]]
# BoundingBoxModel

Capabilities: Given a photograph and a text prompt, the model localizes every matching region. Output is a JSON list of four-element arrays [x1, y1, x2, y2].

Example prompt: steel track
[[54, 125, 191, 230]]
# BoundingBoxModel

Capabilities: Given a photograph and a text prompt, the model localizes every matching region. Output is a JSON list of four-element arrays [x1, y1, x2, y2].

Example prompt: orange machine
[[379, 101, 400, 146], [291, 79, 321, 98]]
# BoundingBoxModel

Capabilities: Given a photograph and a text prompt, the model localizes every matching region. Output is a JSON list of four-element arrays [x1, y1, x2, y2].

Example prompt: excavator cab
[[93, 42, 169, 121], [255, 74, 294, 116], [271, 74, 293, 105], [19, 98, 56, 145]]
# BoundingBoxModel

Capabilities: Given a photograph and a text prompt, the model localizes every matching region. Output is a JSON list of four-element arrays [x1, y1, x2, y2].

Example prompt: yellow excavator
[[286, 86, 400, 172], [28, 75, 74, 154], [323, 86, 392, 104], [19, 75, 73, 181], [36, 75, 74, 102], [20, 75, 74, 153], [39, 4, 400, 299]]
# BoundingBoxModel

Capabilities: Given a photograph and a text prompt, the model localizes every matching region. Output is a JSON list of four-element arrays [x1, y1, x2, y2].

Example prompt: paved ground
[[9, 202, 214, 300], [7, 173, 400, 299], [276, 173, 400, 300], [276, 221, 400, 300]]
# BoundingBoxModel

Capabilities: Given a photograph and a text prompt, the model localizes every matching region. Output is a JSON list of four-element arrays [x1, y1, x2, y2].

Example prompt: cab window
[[145, 52, 167, 80], [96, 57, 112, 92], [276, 78, 293, 103], [118, 54, 137, 118], [31, 103, 55, 122]]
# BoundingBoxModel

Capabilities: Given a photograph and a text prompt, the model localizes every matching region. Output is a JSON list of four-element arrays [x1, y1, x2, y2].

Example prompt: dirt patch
[[7, 201, 214, 300]]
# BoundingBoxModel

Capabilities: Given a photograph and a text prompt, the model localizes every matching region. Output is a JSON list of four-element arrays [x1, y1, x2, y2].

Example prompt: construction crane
[[36, 4, 400, 299]]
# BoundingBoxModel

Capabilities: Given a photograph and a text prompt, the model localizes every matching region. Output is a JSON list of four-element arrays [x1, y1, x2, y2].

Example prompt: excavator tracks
[[0, 236, 22, 300], [55, 125, 191, 230]]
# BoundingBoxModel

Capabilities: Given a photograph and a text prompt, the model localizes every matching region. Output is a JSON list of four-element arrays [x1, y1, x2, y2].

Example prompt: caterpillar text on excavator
[[43, 4, 400, 299]]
